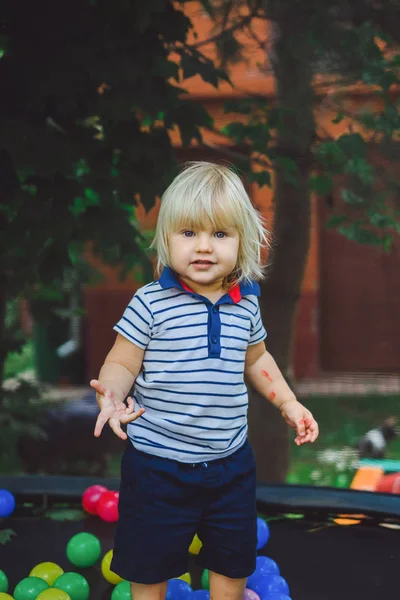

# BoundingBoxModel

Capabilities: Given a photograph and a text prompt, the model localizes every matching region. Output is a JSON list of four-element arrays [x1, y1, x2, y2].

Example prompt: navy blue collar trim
[[158, 267, 260, 297]]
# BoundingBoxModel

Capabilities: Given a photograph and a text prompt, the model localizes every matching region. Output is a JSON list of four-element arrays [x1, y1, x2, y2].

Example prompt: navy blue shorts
[[111, 440, 257, 584]]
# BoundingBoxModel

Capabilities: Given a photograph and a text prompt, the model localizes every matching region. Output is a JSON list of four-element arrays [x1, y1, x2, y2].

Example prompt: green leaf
[[181, 51, 228, 88], [67, 241, 84, 265], [309, 174, 333, 195], [0, 528, 16, 545], [84, 187, 100, 205], [44, 508, 86, 521], [341, 189, 364, 205], [325, 215, 348, 229], [221, 121, 247, 142], [336, 133, 366, 158], [368, 213, 400, 233], [332, 112, 344, 125], [249, 170, 271, 188]]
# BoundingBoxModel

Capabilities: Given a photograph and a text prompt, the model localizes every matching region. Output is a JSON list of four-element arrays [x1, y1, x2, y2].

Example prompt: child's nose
[[195, 233, 213, 252]]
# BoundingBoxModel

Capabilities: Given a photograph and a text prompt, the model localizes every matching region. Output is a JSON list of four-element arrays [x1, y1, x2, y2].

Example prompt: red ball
[[82, 485, 108, 515], [376, 473, 400, 494], [96, 490, 119, 522]]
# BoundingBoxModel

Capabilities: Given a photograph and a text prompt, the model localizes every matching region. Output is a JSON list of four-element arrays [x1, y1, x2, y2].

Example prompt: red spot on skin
[[269, 391, 276, 401], [261, 370, 273, 382]]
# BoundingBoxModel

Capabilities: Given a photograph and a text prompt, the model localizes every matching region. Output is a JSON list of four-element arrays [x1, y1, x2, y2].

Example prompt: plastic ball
[[243, 590, 260, 600], [166, 579, 192, 600], [191, 591, 209, 600], [101, 550, 123, 585], [111, 581, 132, 600], [0, 594, 14, 599], [66, 532, 101, 568], [178, 573, 191, 585], [247, 556, 280, 590], [263, 595, 291, 600], [253, 575, 289, 598], [201, 569, 209, 590], [255, 556, 280, 576], [82, 485, 107, 515], [0, 490, 16, 518], [14, 576, 49, 600], [188, 533, 202, 555], [96, 491, 119, 522], [256, 518, 270, 550], [36, 590, 71, 600], [29, 563, 64, 586], [53, 572, 90, 600], [0, 571, 8, 593]]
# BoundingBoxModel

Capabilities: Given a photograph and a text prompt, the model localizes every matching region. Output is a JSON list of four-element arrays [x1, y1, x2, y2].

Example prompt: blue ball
[[259, 575, 289, 597], [191, 591, 210, 600], [256, 556, 280, 576], [0, 489, 16, 518], [166, 579, 192, 600], [256, 517, 270, 550], [247, 557, 280, 591], [265, 595, 292, 600]]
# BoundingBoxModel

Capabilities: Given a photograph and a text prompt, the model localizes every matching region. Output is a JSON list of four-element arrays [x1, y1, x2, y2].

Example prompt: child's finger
[[108, 417, 128, 440], [309, 419, 319, 442], [122, 406, 145, 424], [296, 418, 306, 437], [94, 409, 110, 437], [125, 397, 135, 414], [90, 379, 106, 395]]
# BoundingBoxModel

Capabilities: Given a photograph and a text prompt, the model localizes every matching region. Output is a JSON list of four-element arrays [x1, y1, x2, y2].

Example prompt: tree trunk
[[248, 7, 316, 482]]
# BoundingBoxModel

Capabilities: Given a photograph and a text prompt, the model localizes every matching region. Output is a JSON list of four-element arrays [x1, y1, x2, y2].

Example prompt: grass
[[4, 341, 35, 379], [288, 393, 400, 486]]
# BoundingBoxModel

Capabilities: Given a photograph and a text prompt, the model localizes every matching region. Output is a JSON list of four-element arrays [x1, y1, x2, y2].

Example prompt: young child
[[90, 162, 319, 600]]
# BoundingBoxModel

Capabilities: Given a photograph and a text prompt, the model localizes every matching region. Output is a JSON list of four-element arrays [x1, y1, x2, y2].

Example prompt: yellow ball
[[101, 550, 123, 585], [178, 572, 191, 585], [29, 562, 64, 586], [188, 534, 202, 555], [0, 594, 13, 600], [36, 590, 71, 600]]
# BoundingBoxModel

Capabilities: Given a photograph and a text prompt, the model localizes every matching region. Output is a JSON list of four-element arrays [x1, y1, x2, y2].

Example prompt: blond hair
[[151, 161, 270, 284]]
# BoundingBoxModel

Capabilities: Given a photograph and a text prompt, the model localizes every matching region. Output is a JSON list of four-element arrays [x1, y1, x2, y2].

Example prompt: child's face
[[169, 219, 240, 290]]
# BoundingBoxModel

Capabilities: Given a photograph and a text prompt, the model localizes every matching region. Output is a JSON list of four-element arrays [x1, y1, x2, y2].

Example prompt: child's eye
[[215, 231, 226, 239], [183, 231, 195, 237]]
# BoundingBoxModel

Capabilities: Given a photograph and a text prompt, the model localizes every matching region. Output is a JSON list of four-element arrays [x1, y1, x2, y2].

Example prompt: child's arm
[[90, 334, 145, 440], [245, 341, 319, 445]]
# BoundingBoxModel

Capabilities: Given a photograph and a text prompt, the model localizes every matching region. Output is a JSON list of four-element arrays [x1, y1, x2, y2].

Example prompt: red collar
[[179, 280, 241, 304]]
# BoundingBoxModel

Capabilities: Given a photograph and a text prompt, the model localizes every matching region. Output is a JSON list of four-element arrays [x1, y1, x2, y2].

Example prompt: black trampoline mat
[[265, 517, 399, 600], [2, 511, 400, 600]]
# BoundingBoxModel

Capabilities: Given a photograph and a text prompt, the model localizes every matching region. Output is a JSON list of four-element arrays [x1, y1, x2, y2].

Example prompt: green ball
[[0, 571, 8, 593], [66, 533, 101, 568], [14, 576, 49, 600], [53, 573, 90, 600], [111, 581, 131, 600], [201, 569, 209, 590]]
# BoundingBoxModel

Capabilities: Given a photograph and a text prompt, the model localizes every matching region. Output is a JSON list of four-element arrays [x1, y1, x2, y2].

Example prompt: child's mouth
[[191, 260, 215, 268]]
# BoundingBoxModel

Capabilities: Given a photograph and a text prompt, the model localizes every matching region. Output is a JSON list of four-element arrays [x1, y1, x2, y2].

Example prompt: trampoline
[[1, 475, 400, 600]]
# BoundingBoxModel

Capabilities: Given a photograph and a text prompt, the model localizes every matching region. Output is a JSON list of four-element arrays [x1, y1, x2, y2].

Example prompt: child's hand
[[90, 379, 145, 440], [280, 399, 319, 445]]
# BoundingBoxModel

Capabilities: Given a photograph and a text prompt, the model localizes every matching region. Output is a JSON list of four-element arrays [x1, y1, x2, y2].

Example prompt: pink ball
[[243, 590, 260, 600], [96, 490, 119, 522], [82, 485, 108, 515]]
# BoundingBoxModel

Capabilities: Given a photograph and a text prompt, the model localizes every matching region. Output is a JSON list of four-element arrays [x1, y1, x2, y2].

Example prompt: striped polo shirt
[[114, 266, 267, 463]]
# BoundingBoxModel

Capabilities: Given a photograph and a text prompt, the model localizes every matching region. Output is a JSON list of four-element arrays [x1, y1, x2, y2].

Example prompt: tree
[[0, 0, 228, 387], [197, 0, 400, 481]]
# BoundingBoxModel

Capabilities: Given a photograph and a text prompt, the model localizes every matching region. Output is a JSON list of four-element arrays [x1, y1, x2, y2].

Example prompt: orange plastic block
[[350, 466, 384, 491]]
